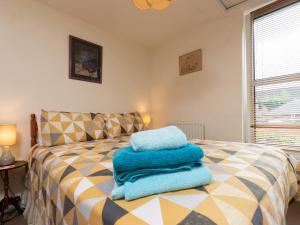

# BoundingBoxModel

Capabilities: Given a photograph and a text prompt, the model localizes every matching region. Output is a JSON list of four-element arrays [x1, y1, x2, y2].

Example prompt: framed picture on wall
[[69, 35, 102, 83], [179, 49, 202, 75]]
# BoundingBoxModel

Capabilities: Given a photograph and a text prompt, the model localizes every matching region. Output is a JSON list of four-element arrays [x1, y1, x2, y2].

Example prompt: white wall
[[149, 1, 270, 142], [0, 0, 151, 160], [150, 12, 243, 142]]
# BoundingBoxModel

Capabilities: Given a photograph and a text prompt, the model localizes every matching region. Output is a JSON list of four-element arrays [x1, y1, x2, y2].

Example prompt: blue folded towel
[[112, 164, 213, 201], [130, 126, 188, 151], [113, 143, 204, 185], [115, 161, 202, 185]]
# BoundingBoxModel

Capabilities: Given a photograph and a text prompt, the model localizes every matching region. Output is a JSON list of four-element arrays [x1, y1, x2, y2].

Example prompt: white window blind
[[249, 0, 300, 151]]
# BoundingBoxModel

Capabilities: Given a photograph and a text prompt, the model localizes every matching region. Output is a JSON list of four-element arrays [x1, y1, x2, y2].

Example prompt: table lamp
[[142, 113, 151, 128], [0, 125, 16, 166]]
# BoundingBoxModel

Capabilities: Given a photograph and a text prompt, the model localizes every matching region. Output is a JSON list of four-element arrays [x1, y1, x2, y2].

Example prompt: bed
[[24, 114, 299, 225]]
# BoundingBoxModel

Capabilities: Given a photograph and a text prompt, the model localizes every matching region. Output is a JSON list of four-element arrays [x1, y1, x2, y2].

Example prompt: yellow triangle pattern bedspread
[[25, 137, 298, 225]]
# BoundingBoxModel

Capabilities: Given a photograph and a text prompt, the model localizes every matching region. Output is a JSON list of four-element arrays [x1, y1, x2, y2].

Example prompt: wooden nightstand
[[0, 161, 28, 225]]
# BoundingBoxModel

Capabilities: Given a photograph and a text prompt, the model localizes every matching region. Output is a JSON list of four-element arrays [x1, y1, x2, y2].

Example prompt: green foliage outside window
[[260, 90, 293, 110]]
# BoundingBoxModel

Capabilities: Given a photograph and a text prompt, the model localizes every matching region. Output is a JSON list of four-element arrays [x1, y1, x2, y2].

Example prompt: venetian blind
[[249, 0, 300, 151]]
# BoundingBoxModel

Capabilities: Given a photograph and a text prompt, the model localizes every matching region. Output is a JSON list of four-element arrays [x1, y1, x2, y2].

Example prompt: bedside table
[[0, 161, 28, 225]]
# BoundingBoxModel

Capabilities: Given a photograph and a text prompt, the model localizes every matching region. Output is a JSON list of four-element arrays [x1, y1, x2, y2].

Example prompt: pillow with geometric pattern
[[120, 113, 135, 135], [130, 112, 145, 132], [104, 113, 123, 139], [40, 110, 105, 146], [88, 113, 106, 140], [104, 112, 145, 138]]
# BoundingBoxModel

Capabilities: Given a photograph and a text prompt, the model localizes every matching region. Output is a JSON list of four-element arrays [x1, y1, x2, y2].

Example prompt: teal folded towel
[[115, 161, 202, 185], [112, 164, 213, 201], [130, 126, 188, 151], [113, 143, 204, 185]]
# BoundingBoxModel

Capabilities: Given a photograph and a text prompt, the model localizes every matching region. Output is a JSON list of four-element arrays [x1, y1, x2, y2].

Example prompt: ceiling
[[220, 0, 250, 9], [37, 0, 251, 48]]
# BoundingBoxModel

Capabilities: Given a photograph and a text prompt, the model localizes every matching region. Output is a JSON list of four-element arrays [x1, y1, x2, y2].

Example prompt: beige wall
[[150, 12, 244, 142], [149, 3, 266, 142], [0, 0, 151, 160]]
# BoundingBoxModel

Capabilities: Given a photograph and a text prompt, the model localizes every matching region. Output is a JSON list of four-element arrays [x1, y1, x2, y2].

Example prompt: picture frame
[[69, 35, 102, 83], [179, 49, 202, 76]]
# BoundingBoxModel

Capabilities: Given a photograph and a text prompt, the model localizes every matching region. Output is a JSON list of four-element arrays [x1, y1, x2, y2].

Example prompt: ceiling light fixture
[[133, 0, 172, 11]]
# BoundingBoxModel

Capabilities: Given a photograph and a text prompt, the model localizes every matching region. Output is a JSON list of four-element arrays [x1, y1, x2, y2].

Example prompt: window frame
[[245, 0, 300, 150]]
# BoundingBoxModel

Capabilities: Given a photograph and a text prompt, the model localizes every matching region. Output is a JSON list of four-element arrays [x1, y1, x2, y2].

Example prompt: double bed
[[24, 114, 299, 225]]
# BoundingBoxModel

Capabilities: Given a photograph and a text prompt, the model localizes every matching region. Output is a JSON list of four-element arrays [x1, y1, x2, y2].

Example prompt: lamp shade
[[132, 0, 150, 10], [0, 125, 17, 146], [133, 0, 172, 10], [142, 113, 151, 127], [150, 0, 171, 10]]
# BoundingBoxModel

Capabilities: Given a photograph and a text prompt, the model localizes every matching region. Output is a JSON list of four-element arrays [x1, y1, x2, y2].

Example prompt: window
[[249, 0, 300, 151]]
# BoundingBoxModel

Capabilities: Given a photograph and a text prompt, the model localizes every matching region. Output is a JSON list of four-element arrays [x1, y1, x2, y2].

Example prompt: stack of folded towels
[[112, 126, 213, 201]]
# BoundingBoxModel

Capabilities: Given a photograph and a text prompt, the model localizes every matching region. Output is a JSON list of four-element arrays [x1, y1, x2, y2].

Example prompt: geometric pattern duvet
[[26, 137, 298, 225]]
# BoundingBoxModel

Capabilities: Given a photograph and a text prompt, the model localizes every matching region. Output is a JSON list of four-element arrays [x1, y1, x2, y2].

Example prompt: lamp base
[[0, 147, 15, 166]]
